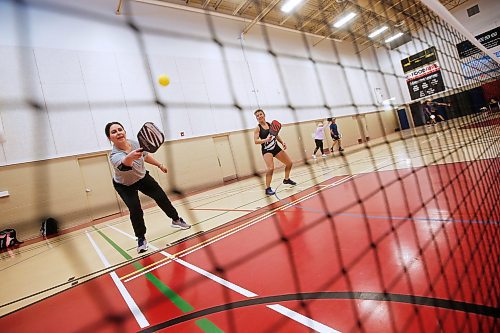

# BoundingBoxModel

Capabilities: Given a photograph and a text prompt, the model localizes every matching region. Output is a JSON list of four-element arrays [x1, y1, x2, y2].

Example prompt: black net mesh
[[0, 0, 499, 332]]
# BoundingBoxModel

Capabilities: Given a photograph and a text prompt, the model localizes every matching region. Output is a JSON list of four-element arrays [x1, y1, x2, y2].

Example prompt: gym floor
[[0, 112, 499, 332]]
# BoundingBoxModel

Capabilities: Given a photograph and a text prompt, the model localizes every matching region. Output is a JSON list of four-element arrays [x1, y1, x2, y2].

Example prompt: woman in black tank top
[[253, 109, 296, 196], [258, 122, 279, 154]]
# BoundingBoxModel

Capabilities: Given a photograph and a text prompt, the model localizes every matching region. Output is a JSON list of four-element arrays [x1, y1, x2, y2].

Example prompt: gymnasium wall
[[0, 111, 398, 239], [1, 0, 478, 238], [0, 0, 460, 167]]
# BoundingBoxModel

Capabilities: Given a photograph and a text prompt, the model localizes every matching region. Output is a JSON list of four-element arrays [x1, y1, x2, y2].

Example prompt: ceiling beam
[[242, 0, 282, 34], [311, 1, 350, 35], [352, 0, 405, 29], [311, 0, 403, 46], [334, 0, 419, 44], [214, 0, 224, 10], [348, 0, 406, 44], [284, 0, 337, 29], [233, 0, 251, 15], [278, 0, 320, 26]]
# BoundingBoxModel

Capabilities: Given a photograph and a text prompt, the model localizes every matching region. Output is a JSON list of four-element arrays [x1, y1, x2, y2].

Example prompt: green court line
[[92, 226, 224, 332], [196, 318, 225, 332]]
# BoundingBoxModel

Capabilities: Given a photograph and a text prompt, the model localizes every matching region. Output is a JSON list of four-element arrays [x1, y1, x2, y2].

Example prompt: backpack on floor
[[41, 217, 58, 237], [0, 229, 22, 249]]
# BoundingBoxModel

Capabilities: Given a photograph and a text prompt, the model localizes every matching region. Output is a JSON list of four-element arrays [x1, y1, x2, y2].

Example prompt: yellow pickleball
[[158, 74, 170, 86]]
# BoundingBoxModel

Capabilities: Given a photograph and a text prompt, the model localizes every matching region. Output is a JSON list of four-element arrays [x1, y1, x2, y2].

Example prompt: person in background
[[312, 122, 327, 159], [488, 97, 499, 111], [328, 117, 344, 153], [422, 99, 449, 124], [253, 109, 296, 196]]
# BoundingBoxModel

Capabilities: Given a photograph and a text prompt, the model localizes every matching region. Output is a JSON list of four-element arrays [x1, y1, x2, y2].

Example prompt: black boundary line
[[1, 157, 497, 316], [138, 291, 500, 332]]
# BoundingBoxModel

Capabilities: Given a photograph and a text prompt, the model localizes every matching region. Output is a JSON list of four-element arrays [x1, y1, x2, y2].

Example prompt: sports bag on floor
[[41, 217, 58, 237], [0, 229, 22, 249]]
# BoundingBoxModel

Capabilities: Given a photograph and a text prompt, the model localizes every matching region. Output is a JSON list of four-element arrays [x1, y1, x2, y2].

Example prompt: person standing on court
[[312, 122, 327, 159], [328, 117, 344, 153], [422, 99, 449, 124], [253, 109, 296, 196], [105, 122, 191, 254]]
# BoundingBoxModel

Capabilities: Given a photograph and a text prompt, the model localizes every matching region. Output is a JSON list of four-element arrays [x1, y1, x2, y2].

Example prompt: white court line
[[86, 232, 149, 328], [268, 304, 340, 333], [113, 161, 391, 326], [291, 184, 331, 189], [121, 175, 356, 283], [109, 225, 341, 333], [110, 226, 256, 296], [122, 163, 387, 283]]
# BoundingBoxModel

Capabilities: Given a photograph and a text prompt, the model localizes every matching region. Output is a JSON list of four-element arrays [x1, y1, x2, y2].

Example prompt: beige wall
[[0, 109, 399, 239], [0, 159, 91, 238], [366, 110, 399, 140]]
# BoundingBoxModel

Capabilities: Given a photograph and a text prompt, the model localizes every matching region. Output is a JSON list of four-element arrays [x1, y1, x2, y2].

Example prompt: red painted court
[[2, 158, 498, 332]]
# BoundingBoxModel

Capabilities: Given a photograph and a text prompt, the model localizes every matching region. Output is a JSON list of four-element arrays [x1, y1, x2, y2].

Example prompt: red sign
[[406, 63, 441, 82]]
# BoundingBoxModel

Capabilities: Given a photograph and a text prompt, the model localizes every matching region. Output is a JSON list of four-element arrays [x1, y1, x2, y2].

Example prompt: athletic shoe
[[265, 187, 275, 195], [321, 154, 327, 158], [283, 178, 297, 186], [312, 154, 317, 159], [137, 237, 148, 254], [171, 217, 191, 230], [339, 147, 344, 152], [330, 148, 334, 153]]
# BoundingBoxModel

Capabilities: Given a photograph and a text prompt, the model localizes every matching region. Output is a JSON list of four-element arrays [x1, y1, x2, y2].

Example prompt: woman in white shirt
[[312, 122, 326, 159]]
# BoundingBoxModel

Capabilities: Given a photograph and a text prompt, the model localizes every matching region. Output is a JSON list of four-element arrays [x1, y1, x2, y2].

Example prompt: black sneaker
[[283, 178, 297, 186], [265, 187, 275, 195], [137, 237, 148, 254], [339, 147, 344, 152], [330, 148, 334, 153]]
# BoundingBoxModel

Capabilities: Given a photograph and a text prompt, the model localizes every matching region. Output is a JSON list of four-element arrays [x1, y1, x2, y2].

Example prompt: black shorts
[[332, 135, 340, 141], [262, 145, 282, 157]]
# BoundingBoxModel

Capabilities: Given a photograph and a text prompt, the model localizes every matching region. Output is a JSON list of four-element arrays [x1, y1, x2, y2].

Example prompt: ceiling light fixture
[[281, 0, 303, 13], [385, 32, 403, 43], [368, 26, 388, 38], [333, 12, 357, 28]]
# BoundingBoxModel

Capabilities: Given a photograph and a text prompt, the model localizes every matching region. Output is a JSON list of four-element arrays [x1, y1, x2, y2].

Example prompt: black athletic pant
[[113, 171, 179, 238], [313, 139, 324, 154]]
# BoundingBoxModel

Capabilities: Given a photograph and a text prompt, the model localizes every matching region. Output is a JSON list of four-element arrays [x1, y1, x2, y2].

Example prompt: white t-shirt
[[314, 126, 325, 140]]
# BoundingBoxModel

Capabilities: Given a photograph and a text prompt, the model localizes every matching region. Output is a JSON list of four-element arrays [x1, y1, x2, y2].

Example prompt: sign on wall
[[401, 47, 437, 73], [456, 26, 499, 59], [406, 63, 445, 100], [401, 47, 445, 100]]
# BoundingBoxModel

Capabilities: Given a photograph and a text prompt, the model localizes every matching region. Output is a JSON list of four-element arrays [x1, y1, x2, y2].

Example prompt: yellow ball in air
[[158, 74, 170, 86]]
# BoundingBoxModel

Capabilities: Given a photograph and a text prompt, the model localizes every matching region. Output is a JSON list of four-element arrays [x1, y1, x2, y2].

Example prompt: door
[[410, 102, 425, 127], [397, 108, 410, 130], [213, 136, 237, 182], [78, 155, 121, 220], [354, 115, 369, 143]]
